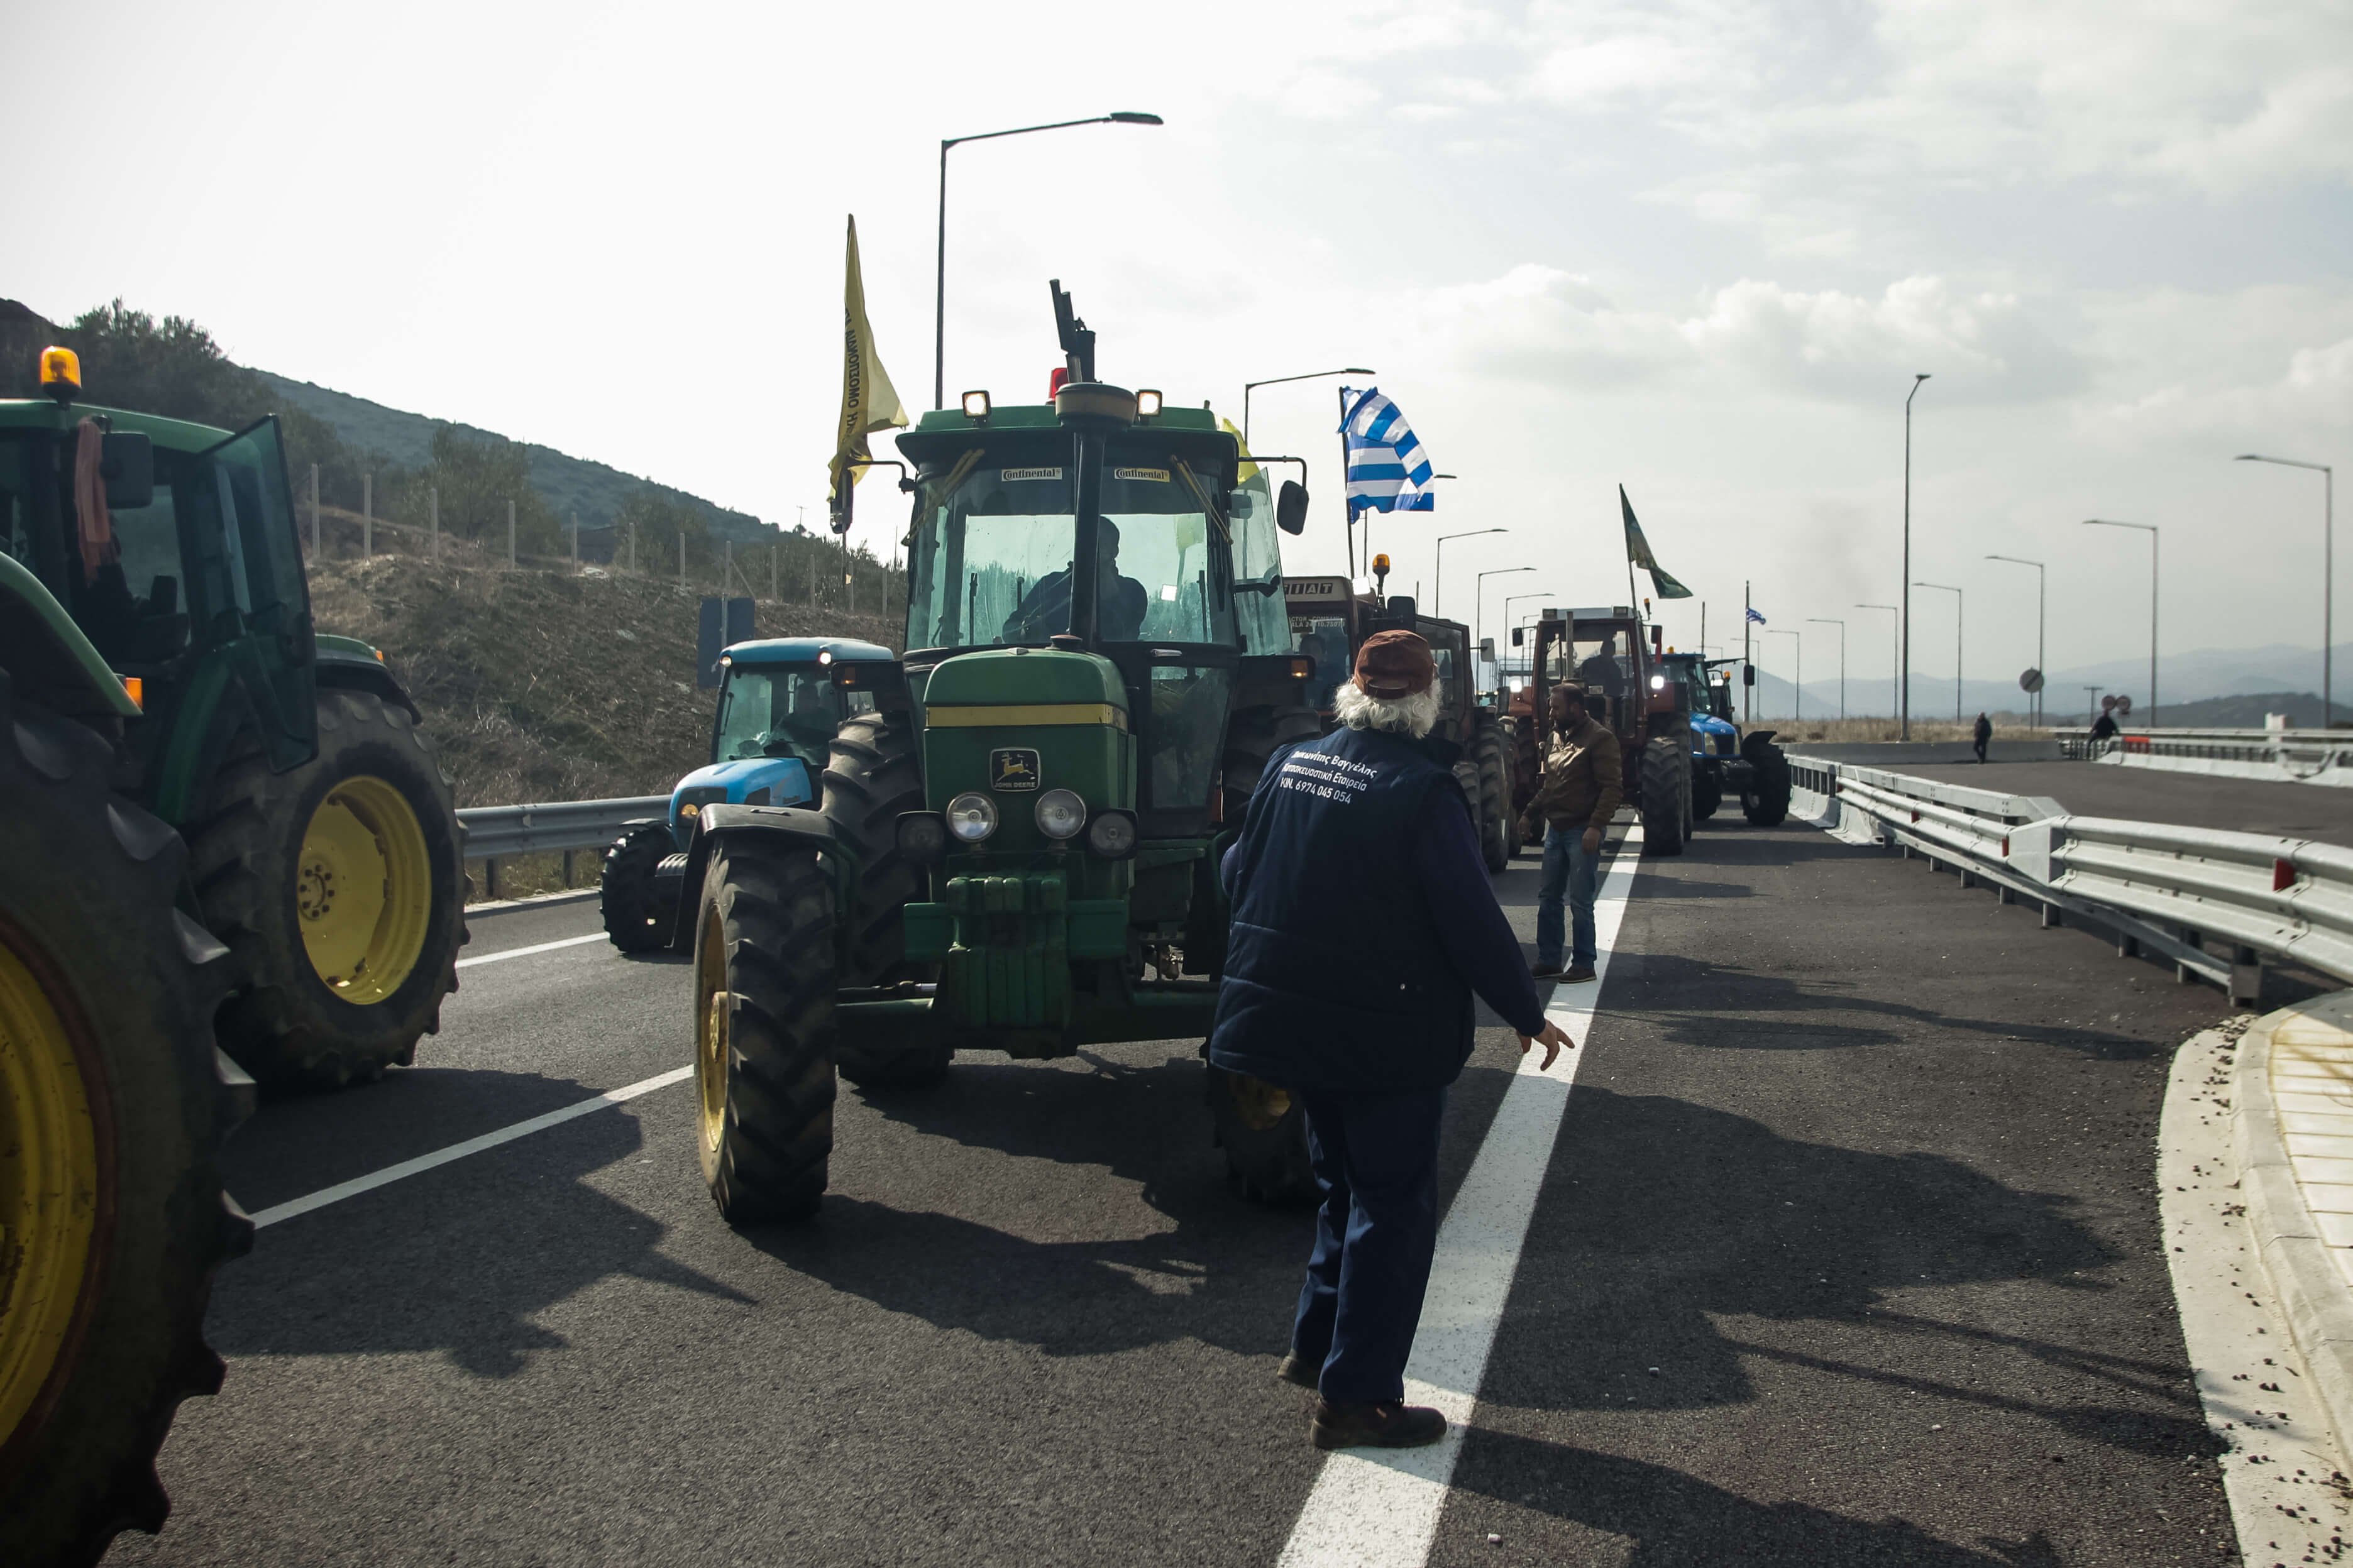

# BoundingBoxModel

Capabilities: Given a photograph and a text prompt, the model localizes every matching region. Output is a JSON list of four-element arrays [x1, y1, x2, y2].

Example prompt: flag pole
[[1338, 385, 1355, 579], [1744, 580, 1753, 725]]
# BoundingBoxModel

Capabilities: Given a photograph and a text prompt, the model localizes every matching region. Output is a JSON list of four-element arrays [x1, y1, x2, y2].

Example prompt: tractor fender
[[313, 637, 422, 722], [1739, 730, 1781, 763], [679, 804, 844, 928]]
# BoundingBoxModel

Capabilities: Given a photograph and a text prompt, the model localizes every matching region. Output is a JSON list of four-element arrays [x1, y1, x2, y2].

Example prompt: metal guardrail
[[1785, 755, 2344, 1004], [2061, 727, 2353, 779], [456, 796, 666, 860]]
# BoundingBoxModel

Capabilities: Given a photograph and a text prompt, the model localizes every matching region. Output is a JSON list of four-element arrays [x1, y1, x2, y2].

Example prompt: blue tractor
[[1660, 651, 1791, 826], [601, 637, 906, 952]]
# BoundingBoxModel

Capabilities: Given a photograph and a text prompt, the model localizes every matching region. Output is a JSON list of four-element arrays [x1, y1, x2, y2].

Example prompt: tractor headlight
[[1085, 809, 1138, 860], [945, 792, 998, 843], [1650, 674, 1665, 691], [1034, 789, 1087, 840], [896, 811, 947, 864]]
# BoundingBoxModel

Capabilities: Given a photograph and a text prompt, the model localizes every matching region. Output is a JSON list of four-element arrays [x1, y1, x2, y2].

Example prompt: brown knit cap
[[1353, 630, 1437, 699]]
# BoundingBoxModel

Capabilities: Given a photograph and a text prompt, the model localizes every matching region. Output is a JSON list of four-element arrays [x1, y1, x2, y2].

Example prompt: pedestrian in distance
[[1520, 684, 1621, 984], [1210, 629, 1573, 1452], [1973, 711, 1992, 764], [2091, 707, 2119, 742]]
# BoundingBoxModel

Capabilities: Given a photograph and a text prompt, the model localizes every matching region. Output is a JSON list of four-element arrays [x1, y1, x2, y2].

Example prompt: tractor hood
[[1690, 711, 1738, 740], [669, 757, 813, 848]]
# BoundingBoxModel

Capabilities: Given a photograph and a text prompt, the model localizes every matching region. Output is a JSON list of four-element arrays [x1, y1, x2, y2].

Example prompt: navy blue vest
[[1208, 725, 1474, 1094]]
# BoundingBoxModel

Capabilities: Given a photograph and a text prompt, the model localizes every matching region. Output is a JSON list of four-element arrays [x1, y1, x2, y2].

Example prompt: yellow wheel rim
[[1228, 1073, 1292, 1133], [695, 906, 729, 1160], [297, 775, 433, 1006], [0, 935, 101, 1448]]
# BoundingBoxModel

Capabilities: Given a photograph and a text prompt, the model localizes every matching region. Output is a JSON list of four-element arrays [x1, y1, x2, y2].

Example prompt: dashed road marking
[[456, 931, 607, 968], [249, 1066, 694, 1229], [1277, 826, 1645, 1568]]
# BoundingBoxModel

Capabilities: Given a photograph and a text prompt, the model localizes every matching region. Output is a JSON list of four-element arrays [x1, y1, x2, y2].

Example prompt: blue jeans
[[1536, 824, 1600, 970], [1290, 1086, 1448, 1405]]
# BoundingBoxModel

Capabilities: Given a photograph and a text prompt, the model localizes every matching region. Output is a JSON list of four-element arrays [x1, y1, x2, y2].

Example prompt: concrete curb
[[2233, 995, 2353, 1471], [463, 886, 601, 918]]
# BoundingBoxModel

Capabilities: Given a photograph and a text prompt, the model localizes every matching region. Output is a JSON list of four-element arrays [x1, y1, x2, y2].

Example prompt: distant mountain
[[255, 372, 779, 546]]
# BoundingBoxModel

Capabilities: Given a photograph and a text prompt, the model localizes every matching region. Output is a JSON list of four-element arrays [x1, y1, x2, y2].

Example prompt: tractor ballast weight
[[690, 283, 1326, 1222], [0, 354, 466, 1089], [1509, 605, 1694, 855], [1660, 650, 1791, 826]]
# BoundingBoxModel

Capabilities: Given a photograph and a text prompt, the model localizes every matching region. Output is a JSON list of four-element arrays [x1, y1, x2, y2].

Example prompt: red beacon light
[[1049, 367, 1071, 397]]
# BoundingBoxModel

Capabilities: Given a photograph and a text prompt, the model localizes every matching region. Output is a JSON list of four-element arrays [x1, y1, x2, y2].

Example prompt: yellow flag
[[1219, 417, 1259, 485], [828, 215, 908, 514]]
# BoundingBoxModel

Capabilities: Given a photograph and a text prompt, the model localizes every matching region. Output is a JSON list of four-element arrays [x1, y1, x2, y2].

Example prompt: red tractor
[[1506, 604, 1692, 855]]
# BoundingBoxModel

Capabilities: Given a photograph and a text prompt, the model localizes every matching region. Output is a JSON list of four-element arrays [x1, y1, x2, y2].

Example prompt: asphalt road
[[110, 813, 2253, 1566], [1895, 759, 2353, 845]]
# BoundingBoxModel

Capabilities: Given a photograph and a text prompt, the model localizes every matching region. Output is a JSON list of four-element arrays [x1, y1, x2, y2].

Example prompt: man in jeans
[[1521, 684, 1622, 982]]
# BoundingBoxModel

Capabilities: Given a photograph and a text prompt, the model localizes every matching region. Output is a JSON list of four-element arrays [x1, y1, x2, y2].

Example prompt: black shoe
[[1311, 1398, 1447, 1450], [1562, 965, 1597, 984], [1531, 960, 1565, 980], [1276, 1352, 1320, 1390]]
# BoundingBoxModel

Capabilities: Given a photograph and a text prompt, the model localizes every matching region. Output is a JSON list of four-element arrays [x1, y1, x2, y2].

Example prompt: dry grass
[[1744, 716, 2055, 744]]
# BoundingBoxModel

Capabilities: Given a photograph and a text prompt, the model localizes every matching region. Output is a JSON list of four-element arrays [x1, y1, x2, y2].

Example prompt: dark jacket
[[1528, 714, 1623, 832], [1208, 724, 1546, 1094]]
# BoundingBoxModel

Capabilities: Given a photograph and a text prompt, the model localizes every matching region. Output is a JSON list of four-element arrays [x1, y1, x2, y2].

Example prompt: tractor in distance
[[1509, 603, 1694, 855], [2, 502, 252, 1560], [1659, 649, 1791, 826], [683, 280, 1334, 1221], [1, 347, 467, 1088], [1284, 567, 1513, 869], [600, 635, 900, 955]]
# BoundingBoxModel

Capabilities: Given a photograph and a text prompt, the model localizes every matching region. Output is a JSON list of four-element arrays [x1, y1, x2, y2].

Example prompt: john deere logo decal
[[989, 748, 1042, 791]]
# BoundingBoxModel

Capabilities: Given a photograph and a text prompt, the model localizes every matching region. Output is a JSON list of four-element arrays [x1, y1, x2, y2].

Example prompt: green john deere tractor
[[1, 551, 254, 1562], [1, 346, 466, 1087], [686, 283, 1326, 1220]]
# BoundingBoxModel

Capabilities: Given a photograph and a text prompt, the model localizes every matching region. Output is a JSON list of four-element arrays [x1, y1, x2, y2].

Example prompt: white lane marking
[[249, 1066, 694, 1229], [456, 932, 607, 968], [1277, 826, 1646, 1568], [2159, 1024, 2353, 1558]]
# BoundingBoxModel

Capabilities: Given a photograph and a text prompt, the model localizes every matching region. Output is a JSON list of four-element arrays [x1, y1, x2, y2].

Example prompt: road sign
[[2020, 667, 2045, 693]]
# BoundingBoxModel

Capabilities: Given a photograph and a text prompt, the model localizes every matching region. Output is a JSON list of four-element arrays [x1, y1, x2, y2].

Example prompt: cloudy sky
[[6, 1, 2347, 708]]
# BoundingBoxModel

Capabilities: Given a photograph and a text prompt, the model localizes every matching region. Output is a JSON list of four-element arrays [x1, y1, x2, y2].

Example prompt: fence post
[[771, 545, 779, 601], [362, 471, 373, 557], [724, 539, 732, 595], [571, 511, 579, 573], [429, 486, 439, 562], [628, 518, 636, 573], [309, 463, 320, 557], [507, 500, 517, 568], [678, 532, 686, 586]]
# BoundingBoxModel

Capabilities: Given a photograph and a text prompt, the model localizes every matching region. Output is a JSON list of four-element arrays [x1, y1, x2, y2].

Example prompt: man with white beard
[[1210, 629, 1573, 1450]]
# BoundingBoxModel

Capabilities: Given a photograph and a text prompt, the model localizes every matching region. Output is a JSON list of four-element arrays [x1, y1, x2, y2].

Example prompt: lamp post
[[2237, 455, 2334, 725], [1901, 372, 1932, 739], [2083, 520, 2159, 719], [1765, 628, 1801, 720], [1912, 581, 1963, 722], [1857, 604, 1898, 723], [1984, 554, 2046, 727], [936, 112, 1163, 408], [1477, 566, 1535, 647], [1243, 367, 1374, 446], [1807, 618, 1846, 720], [1435, 527, 1504, 622]]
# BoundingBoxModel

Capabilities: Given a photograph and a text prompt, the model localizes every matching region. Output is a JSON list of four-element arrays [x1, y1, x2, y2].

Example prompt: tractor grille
[[1714, 732, 1738, 757]]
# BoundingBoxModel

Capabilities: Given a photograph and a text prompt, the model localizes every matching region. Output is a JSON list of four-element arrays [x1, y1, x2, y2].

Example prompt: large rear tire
[[692, 835, 835, 1223], [1470, 712, 1513, 870], [187, 689, 467, 1088], [0, 680, 253, 1567], [1743, 743, 1793, 826], [1639, 736, 1689, 857], [1205, 1065, 1318, 1204], [1692, 762, 1722, 820], [600, 823, 678, 953], [820, 710, 949, 1088]]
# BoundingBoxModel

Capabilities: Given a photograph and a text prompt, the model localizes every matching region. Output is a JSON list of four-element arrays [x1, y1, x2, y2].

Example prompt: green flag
[[1621, 485, 1692, 600]]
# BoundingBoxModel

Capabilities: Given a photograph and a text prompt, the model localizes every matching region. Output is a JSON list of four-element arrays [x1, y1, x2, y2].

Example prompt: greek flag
[[1746, 606, 1766, 624], [1338, 387, 1435, 517]]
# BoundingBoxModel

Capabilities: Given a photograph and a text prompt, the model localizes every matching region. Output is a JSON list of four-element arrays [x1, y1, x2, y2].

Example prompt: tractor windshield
[[713, 665, 844, 767], [1291, 613, 1352, 712], [905, 446, 1240, 653], [1228, 462, 1290, 655]]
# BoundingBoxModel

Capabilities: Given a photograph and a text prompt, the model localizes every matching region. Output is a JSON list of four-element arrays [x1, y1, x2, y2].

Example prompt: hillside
[[307, 547, 900, 809]]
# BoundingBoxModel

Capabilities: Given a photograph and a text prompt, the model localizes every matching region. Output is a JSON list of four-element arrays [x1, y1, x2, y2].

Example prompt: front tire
[[600, 824, 678, 953], [692, 835, 836, 1223], [820, 709, 949, 1088], [1743, 743, 1792, 826], [1692, 762, 1722, 820], [0, 681, 253, 1567], [188, 689, 466, 1088], [1639, 736, 1689, 857], [1205, 1065, 1316, 1204]]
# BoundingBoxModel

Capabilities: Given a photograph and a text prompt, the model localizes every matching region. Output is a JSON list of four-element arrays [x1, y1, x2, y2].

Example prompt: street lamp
[[1912, 581, 1963, 723], [1243, 368, 1375, 445], [1477, 566, 1535, 647], [2082, 520, 2159, 720], [2237, 455, 2335, 725], [1766, 628, 1802, 720], [1857, 604, 1898, 723], [1984, 554, 2046, 728], [1807, 618, 1846, 720], [1901, 372, 1931, 739], [935, 112, 1164, 408], [1435, 527, 1504, 622]]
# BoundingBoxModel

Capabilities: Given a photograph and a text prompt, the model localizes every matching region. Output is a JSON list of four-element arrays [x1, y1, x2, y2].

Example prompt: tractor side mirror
[[1743, 664, 1756, 686], [1276, 480, 1309, 535], [1511, 626, 1524, 647], [101, 432, 153, 510], [1387, 596, 1415, 625]]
